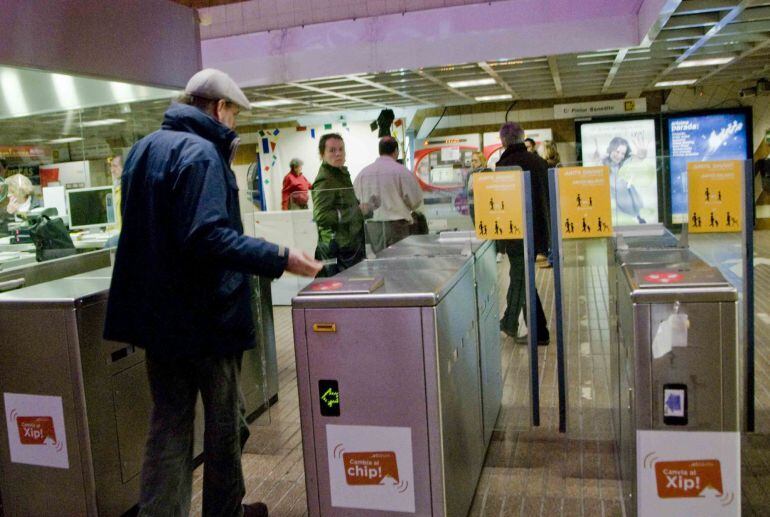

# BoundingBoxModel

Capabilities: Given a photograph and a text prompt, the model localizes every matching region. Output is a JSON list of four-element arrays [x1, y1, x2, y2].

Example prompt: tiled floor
[[189, 232, 770, 516]]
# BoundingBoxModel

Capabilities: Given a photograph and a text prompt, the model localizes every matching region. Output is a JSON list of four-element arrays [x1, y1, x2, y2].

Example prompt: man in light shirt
[[354, 136, 423, 253]]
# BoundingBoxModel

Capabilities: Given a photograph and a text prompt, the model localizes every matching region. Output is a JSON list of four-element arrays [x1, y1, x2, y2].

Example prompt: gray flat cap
[[185, 68, 251, 111]]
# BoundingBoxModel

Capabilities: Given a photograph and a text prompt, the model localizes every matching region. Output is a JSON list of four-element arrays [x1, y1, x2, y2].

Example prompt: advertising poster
[[667, 111, 749, 222], [557, 166, 613, 239], [472, 170, 524, 240], [637, 430, 740, 516], [687, 160, 743, 233], [579, 119, 658, 225], [326, 424, 415, 513]]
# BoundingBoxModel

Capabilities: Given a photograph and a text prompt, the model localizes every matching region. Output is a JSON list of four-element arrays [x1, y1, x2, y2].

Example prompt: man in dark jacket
[[104, 69, 321, 517], [496, 122, 550, 345]]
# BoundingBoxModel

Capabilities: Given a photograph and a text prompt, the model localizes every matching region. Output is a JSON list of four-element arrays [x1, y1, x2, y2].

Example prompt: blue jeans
[[138, 352, 249, 517]]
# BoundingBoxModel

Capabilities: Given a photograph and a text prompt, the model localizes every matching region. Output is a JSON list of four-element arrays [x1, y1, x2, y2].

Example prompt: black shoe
[[243, 502, 269, 517], [515, 334, 550, 346], [500, 321, 516, 339]]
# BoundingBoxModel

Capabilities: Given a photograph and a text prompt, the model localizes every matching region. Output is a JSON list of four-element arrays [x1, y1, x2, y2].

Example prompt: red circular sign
[[643, 272, 684, 284], [309, 280, 344, 291]]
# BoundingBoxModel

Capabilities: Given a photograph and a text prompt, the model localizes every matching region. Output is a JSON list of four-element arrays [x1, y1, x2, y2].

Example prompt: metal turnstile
[[293, 255, 493, 516], [0, 273, 150, 516], [607, 225, 686, 453], [0, 266, 280, 515], [614, 250, 738, 516], [376, 232, 502, 446]]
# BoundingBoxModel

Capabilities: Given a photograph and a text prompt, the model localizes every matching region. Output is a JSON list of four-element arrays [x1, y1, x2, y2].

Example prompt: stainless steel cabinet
[[293, 255, 490, 516]]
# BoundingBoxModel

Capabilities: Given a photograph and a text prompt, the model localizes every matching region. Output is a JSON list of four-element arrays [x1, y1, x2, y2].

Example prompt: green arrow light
[[321, 388, 339, 408]]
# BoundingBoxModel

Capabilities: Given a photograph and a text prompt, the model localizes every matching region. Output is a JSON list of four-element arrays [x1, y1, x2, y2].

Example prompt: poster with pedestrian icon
[[557, 166, 612, 240], [472, 170, 523, 240], [687, 160, 742, 234]]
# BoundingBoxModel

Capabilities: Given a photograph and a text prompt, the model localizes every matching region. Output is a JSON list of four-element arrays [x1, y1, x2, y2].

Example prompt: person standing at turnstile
[[496, 122, 550, 345], [103, 69, 322, 517]]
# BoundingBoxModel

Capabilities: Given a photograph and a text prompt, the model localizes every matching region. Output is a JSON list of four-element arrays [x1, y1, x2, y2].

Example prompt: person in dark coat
[[496, 122, 550, 345], [104, 69, 321, 517]]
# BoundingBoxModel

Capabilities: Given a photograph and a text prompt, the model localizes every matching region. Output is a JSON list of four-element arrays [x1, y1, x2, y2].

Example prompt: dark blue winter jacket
[[104, 103, 288, 359]]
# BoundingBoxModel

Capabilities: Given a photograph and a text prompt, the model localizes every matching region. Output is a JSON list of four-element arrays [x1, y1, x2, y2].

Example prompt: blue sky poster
[[668, 112, 749, 221]]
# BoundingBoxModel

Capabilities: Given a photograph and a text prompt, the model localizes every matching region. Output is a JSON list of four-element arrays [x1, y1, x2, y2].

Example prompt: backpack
[[27, 212, 76, 262]]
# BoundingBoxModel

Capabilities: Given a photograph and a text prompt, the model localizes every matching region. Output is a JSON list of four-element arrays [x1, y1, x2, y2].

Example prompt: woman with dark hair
[[312, 133, 365, 276], [596, 135, 647, 224]]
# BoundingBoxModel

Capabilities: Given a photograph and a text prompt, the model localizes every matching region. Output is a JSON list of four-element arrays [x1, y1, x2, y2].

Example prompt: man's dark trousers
[[500, 240, 549, 340], [138, 351, 249, 517]]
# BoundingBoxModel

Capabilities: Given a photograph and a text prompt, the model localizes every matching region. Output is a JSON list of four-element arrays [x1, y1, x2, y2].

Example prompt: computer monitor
[[66, 186, 116, 230]]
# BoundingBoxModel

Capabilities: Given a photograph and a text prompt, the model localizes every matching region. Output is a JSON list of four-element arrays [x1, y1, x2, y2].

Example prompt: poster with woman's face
[[580, 119, 658, 225]]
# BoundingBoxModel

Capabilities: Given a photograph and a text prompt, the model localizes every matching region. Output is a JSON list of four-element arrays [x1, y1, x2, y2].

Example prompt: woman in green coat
[[312, 133, 365, 276]]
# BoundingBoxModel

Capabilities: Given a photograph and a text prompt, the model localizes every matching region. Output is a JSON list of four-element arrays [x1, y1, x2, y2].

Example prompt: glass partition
[[550, 154, 754, 439], [0, 65, 178, 262]]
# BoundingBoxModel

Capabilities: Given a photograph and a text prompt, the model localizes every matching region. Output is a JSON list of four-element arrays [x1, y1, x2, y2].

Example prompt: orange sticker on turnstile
[[655, 459, 723, 498], [17, 416, 57, 445], [343, 451, 400, 485]]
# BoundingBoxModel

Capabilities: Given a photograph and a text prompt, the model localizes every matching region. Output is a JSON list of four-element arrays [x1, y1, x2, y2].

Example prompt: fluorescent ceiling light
[[446, 78, 496, 88], [51, 73, 79, 110], [655, 79, 697, 87], [81, 118, 126, 127], [250, 99, 298, 107], [475, 94, 513, 102], [577, 52, 617, 59], [677, 56, 735, 68], [1, 69, 29, 117], [578, 60, 613, 66], [49, 137, 83, 144]]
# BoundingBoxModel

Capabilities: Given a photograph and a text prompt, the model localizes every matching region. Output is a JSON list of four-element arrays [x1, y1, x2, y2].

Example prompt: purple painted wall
[[1, 0, 200, 88], [202, 0, 648, 87]]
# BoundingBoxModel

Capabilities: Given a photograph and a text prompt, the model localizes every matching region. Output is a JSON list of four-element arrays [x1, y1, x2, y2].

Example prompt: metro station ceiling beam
[[345, 75, 437, 106], [696, 35, 770, 85], [546, 56, 563, 97], [602, 48, 629, 93], [415, 69, 475, 102], [639, 0, 683, 46], [286, 82, 386, 108], [645, 0, 760, 90], [675, 0, 744, 15], [477, 61, 519, 99]]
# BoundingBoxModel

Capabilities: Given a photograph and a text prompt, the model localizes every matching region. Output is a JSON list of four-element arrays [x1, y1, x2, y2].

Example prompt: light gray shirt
[[354, 156, 423, 222]]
